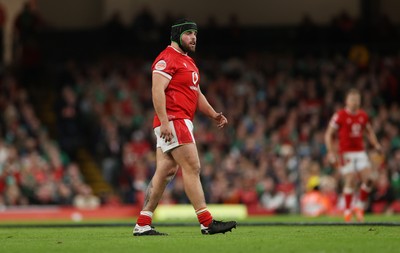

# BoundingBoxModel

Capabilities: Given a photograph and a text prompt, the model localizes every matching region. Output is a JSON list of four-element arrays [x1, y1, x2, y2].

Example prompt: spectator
[[297, 14, 319, 44], [14, 2, 44, 85], [103, 11, 127, 51], [73, 183, 100, 210], [301, 176, 332, 217], [56, 86, 82, 159], [260, 177, 286, 213], [131, 6, 158, 43]]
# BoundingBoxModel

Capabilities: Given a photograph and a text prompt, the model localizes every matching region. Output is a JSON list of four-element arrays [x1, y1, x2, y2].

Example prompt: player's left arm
[[365, 123, 382, 151], [197, 88, 228, 129]]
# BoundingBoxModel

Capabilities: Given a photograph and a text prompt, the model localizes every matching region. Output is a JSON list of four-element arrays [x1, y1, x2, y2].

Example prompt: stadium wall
[[0, 205, 272, 221], [36, 0, 362, 28], [102, 0, 359, 25], [34, 0, 400, 29], [381, 0, 400, 24]]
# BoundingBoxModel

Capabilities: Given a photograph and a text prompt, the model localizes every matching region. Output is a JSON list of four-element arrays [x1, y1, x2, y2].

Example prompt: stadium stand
[[0, 74, 97, 207], [1, 8, 400, 216], [46, 48, 400, 215]]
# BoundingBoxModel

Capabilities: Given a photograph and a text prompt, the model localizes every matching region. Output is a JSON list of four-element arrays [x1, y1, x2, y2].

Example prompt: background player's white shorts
[[154, 119, 195, 153], [340, 151, 371, 175]]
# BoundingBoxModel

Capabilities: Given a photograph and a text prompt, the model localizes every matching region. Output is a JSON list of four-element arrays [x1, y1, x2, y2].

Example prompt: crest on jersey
[[192, 72, 199, 85], [155, 60, 167, 70]]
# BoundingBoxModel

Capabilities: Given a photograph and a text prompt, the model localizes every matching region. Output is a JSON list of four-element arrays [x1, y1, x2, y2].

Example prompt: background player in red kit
[[325, 89, 382, 222], [133, 19, 237, 236]]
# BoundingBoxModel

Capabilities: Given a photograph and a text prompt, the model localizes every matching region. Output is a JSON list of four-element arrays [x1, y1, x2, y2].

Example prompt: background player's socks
[[343, 187, 353, 211], [358, 183, 371, 208], [196, 207, 213, 227], [137, 211, 153, 226], [343, 187, 353, 221], [354, 184, 370, 222]]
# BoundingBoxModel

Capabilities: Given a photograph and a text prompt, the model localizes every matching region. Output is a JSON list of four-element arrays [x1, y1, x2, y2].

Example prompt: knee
[[192, 165, 201, 175], [344, 174, 356, 186], [165, 168, 178, 182], [184, 161, 201, 175]]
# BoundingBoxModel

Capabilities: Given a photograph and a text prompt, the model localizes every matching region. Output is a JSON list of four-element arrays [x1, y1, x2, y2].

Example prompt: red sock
[[344, 194, 353, 210], [137, 211, 153, 226], [343, 188, 353, 210], [359, 184, 371, 204], [196, 208, 213, 227]]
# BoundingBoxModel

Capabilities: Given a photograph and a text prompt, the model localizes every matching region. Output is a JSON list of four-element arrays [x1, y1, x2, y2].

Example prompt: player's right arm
[[325, 113, 339, 164], [152, 72, 173, 142]]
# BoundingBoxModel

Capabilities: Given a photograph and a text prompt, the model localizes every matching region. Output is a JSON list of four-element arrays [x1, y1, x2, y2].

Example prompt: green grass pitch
[[1, 215, 400, 253]]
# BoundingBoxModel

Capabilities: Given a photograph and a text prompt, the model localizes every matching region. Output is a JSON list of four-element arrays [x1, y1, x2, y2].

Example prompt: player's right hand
[[160, 123, 173, 142]]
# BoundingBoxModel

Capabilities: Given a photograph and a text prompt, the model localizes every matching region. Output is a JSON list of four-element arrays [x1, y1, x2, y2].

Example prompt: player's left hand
[[214, 112, 228, 129], [374, 143, 383, 153]]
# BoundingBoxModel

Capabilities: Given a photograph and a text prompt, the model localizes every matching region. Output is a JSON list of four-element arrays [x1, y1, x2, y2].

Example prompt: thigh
[[359, 167, 376, 184], [170, 143, 200, 170], [343, 171, 357, 185], [340, 153, 356, 175], [154, 119, 195, 153], [354, 152, 372, 172]]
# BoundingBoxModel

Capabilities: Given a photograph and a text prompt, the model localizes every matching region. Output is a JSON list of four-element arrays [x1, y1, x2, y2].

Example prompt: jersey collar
[[345, 108, 359, 115], [168, 45, 188, 56]]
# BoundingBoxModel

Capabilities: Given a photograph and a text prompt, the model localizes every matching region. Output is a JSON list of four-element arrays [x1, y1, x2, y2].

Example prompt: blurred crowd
[[53, 48, 400, 215], [1, 4, 400, 217], [0, 73, 98, 209]]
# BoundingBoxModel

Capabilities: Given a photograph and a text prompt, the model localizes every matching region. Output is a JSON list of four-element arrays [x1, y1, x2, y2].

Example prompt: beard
[[181, 41, 196, 53]]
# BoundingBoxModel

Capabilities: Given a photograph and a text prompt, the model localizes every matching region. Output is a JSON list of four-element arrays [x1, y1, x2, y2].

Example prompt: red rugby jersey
[[151, 46, 200, 128], [329, 108, 369, 153]]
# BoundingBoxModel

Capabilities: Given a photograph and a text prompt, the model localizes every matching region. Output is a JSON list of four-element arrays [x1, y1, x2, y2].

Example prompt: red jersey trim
[[330, 122, 339, 129], [153, 70, 172, 80]]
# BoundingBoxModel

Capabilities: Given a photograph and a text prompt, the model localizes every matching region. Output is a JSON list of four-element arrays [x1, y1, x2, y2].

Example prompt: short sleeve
[[329, 112, 340, 129], [152, 53, 177, 80]]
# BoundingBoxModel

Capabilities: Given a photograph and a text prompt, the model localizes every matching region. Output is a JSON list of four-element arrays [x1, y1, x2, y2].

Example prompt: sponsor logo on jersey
[[155, 60, 167, 70], [192, 72, 199, 84], [189, 72, 199, 91]]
